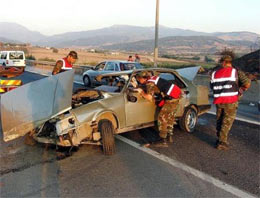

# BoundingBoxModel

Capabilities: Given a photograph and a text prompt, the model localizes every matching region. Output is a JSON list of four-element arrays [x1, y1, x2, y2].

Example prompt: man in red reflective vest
[[210, 55, 250, 150], [52, 51, 78, 75], [135, 71, 182, 147]]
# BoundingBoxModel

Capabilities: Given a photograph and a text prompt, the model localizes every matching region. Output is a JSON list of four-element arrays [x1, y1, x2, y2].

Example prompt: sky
[[1, 0, 259, 36]]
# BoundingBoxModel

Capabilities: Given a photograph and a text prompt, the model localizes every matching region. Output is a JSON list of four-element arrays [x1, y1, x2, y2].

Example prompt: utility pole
[[154, 0, 159, 67]]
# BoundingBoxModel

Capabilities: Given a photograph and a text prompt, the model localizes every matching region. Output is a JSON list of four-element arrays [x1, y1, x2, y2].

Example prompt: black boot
[[216, 141, 229, 150]]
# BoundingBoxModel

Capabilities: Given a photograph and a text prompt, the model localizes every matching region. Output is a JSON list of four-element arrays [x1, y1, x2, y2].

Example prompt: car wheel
[[180, 107, 198, 133], [98, 119, 115, 155], [83, 75, 90, 87]]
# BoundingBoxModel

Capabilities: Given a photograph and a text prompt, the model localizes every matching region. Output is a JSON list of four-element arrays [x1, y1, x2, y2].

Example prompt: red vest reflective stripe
[[147, 76, 181, 99], [60, 58, 72, 70], [211, 67, 238, 104]]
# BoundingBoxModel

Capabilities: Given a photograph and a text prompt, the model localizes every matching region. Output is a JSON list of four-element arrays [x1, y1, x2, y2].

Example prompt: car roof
[[97, 68, 179, 77], [102, 60, 140, 64], [0, 51, 25, 53], [98, 66, 201, 82]]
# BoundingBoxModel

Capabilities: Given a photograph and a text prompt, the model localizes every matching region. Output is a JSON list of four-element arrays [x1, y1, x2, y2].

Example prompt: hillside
[[233, 49, 260, 73], [101, 36, 254, 54], [0, 23, 258, 50], [0, 22, 46, 43], [0, 37, 21, 44]]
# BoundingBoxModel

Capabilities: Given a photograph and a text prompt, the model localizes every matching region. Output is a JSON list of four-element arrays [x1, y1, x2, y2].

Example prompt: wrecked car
[[1, 67, 211, 155]]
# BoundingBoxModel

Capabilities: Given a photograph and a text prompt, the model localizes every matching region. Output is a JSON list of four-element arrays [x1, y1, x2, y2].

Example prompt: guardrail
[[26, 60, 93, 75]]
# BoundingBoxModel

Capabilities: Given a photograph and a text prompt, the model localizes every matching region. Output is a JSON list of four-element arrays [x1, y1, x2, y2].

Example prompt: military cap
[[223, 55, 232, 62], [68, 51, 78, 59]]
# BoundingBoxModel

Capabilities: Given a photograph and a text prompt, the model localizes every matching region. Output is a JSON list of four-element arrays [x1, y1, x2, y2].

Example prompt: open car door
[[1, 70, 74, 142]]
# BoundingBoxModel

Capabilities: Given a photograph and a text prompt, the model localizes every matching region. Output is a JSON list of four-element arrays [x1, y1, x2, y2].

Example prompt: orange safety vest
[[211, 67, 239, 104]]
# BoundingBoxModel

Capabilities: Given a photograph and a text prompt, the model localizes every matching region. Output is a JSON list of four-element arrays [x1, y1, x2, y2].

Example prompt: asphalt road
[[0, 71, 259, 197]]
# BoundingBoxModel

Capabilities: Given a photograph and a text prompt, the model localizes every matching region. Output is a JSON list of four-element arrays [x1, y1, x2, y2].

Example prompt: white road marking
[[116, 135, 257, 198], [74, 81, 84, 85]]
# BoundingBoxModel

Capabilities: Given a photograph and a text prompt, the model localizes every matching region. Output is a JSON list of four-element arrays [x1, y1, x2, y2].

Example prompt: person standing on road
[[135, 71, 182, 147], [210, 55, 251, 150], [127, 55, 133, 62], [52, 51, 78, 75], [134, 54, 141, 62]]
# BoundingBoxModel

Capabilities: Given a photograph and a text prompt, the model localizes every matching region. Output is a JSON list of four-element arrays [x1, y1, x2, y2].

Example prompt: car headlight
[[56, 115, 76, 136]]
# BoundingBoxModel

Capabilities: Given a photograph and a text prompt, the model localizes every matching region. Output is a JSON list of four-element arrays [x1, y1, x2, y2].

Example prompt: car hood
[[1, 70, 74, 142], [176, 66, 201, 81]]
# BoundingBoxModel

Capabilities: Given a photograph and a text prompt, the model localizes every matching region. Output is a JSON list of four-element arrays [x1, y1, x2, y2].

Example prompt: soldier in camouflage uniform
[[135, 71, 181, 147], [211, 55, 250, 150]]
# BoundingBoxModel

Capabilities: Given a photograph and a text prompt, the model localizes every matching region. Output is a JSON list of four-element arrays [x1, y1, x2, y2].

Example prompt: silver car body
[[82, 60, 143, 86], [1, 67, 210, 153]]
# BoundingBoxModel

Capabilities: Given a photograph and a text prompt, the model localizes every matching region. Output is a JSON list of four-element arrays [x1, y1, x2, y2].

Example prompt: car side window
[[1, 53, 7, 59], [105, 62, 115, 71], [159, 73, 176, 81], [159, 72, 186, 88], [119, 63, 124, 71], [115, 63, 120, 71], [124, 63, 135, 70], [96, 62, 105, 71]]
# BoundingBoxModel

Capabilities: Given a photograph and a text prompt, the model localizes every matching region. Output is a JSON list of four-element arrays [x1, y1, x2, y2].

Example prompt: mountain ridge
[[0, 22, 258, 54]]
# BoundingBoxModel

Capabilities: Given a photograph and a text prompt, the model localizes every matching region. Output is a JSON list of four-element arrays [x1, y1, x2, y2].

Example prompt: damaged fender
[[1, 70, 74, 142]]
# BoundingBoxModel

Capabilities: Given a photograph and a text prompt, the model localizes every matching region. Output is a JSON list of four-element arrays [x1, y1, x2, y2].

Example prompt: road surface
[[0, 70, 259, 197]]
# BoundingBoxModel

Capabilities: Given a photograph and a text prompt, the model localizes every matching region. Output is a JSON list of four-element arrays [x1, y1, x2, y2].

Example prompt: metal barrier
[[26, 60, 93, 75]]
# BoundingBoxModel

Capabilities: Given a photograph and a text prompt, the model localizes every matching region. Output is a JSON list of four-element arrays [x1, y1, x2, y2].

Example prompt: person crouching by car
[[135, 71, 182, 147], [52, 51, 78, 75]]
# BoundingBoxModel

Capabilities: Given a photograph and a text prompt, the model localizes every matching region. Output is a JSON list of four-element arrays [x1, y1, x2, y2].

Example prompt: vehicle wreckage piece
[[0, 66, 24, 93], [0, 79, 22, 93], [1, 70, 74, 142]]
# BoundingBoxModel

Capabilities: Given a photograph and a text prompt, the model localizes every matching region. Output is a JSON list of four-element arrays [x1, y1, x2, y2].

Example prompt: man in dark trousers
[[135, 71, 182, 147], [52, 51, 78, 75], [210, 55, 250, 150]]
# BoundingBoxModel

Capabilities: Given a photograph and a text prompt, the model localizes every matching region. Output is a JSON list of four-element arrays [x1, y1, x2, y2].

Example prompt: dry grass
[[28, 47, 190, 66]]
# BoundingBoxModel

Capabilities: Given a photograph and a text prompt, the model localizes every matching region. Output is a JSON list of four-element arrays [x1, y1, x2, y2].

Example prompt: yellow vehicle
[[0, 66, 23, 93]]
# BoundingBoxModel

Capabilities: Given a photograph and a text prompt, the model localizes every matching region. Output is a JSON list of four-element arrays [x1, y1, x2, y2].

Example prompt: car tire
[[98, 119, 115, 155], [180, 107, 198, 133], [83, 75, 90, 87]]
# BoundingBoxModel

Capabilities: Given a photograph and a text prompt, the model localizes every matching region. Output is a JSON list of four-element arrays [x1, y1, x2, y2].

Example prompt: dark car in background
[[82, 60, 143, 86]]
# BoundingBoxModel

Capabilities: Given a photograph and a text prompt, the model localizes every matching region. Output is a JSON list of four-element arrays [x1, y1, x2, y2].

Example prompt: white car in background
[[0, 51, 26, 69]]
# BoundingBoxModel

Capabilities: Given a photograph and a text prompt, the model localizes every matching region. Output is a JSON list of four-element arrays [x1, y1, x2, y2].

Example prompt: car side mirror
[[127, 94, 137, 103]]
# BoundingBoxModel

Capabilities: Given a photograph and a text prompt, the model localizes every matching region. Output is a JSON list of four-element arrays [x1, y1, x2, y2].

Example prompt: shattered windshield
[[95, 74, 130, 93]]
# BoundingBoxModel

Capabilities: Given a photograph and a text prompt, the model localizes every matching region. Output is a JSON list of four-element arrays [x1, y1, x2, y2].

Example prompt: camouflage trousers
[[158, 99, 180, 138], [216, 102, 238, 143]]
